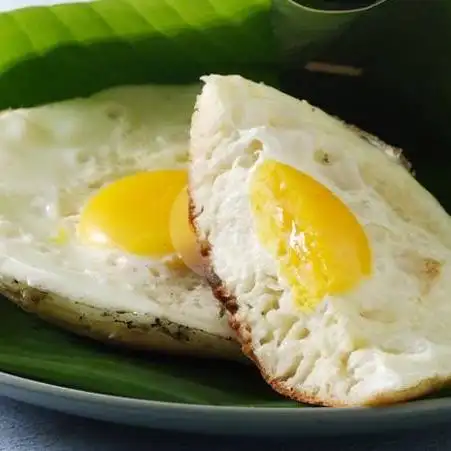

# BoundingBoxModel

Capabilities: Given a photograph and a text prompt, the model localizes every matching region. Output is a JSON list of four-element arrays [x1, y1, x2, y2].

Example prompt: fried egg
[[0, 84, 239, 360], [189, 74, 451, 404]]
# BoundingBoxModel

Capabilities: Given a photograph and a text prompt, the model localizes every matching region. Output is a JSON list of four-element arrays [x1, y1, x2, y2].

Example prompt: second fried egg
[[0, 84, 234, 351]]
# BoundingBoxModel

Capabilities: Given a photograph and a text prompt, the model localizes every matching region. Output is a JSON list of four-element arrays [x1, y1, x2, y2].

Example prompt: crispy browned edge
[[187, 124, 451, 407], [0, 277, 244, 362]]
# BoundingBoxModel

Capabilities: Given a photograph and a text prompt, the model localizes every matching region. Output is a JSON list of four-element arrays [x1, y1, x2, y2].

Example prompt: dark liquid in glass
[[294, 0, 379, 10]]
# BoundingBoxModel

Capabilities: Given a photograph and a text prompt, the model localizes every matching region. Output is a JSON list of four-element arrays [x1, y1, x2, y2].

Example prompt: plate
[[3, 368, 451, 436], [2, 0, 451, 438]]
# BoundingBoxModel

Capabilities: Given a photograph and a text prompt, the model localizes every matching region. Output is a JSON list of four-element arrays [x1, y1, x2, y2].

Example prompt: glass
[[271, 0, 388, 64]]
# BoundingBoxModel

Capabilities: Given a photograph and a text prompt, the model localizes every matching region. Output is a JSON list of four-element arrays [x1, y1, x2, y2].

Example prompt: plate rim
[[1, 369, 451, 418]]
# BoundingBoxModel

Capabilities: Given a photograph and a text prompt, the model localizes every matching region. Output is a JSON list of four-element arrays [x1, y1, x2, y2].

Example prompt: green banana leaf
[[0, 299, 299, 406], [0, 0, 277, 109]]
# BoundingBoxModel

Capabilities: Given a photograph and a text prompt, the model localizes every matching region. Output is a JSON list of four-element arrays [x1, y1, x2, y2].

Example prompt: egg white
[[189, 74, 451, 405], [0, 84, 232, 339]]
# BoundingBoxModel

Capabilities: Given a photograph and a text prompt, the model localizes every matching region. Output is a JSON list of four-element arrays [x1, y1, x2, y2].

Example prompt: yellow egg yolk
[[78, 170, 201, 269], [250, 159, 372, 310], [168, 186, 206, 275]]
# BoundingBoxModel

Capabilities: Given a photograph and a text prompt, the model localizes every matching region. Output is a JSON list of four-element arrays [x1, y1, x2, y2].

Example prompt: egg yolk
[[250, 160, 371, 310], [78, 170, 201, 268], [169, 185, 205, 275]]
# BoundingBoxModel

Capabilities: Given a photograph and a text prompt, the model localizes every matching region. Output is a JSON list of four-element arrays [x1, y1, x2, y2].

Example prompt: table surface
[[0, 396, 449, 451], [1, 0, 450, 449]]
